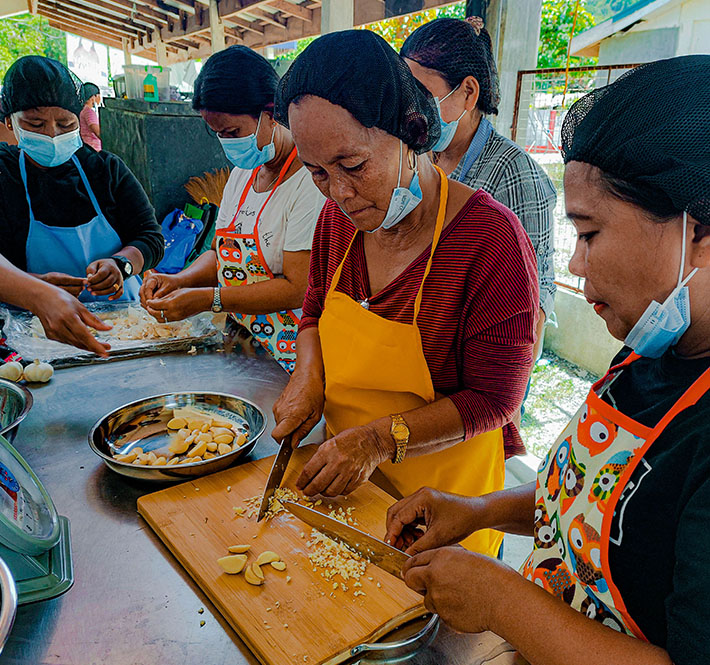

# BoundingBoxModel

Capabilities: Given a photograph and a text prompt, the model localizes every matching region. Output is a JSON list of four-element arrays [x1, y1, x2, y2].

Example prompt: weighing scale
[[0, 434, 73, 605]]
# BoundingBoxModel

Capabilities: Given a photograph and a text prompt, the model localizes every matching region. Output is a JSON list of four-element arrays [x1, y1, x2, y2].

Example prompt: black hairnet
[[1, 56, 83, 119], [274, 30, 440, 154], [562, 55, 710, 226], [82, 82, 100, 103], [192, 45, 279, 117], [400, 18, 500, 115]]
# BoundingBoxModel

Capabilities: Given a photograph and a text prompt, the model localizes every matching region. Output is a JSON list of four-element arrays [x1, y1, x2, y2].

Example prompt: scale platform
[[0, 434, 73, 605]]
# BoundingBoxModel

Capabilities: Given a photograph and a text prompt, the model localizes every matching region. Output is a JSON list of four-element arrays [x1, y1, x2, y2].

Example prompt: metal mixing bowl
[[89, 391, 266, 482], [0, 379, 33, 444], [0, 556, 17, 656]]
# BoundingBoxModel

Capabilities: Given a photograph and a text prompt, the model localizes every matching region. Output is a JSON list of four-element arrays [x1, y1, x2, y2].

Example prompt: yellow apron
[[318, 166, 504, 556]]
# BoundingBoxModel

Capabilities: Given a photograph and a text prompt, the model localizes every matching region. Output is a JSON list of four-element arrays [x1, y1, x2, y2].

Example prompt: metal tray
[[3, 304, 220, 369], [89, 392, 266, 482]]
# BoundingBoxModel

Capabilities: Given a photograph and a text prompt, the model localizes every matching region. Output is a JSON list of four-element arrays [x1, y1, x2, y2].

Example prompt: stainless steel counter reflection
[[3, 343, 517, 665]]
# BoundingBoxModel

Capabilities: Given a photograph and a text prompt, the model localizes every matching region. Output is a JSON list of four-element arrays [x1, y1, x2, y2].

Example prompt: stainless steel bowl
[[0, 556, 17, 656], [0, 379, 33, 444], [89, 392, 266, 482]]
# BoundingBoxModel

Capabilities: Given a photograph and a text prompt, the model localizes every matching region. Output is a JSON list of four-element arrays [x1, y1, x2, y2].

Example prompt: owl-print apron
[[521, 351, 710, 638], [215, 149, 299, 373]]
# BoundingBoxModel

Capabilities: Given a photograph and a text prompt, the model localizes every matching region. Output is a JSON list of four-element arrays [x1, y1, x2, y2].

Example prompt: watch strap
[[212, 287, 223, 313], [111, 255, 132, 279], [390, 414, 409, 464]]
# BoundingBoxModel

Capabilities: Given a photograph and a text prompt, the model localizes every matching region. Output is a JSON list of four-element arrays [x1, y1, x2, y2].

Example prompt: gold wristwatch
[[389, 414, 410, 464]]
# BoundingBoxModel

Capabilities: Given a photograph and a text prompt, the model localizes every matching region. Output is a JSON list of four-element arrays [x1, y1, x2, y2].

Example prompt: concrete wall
[[597, 0, 710, 64], [544, 287, 623, 377]]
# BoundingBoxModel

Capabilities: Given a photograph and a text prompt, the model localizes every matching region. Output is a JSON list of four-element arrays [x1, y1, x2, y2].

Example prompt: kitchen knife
[[257, 437, 295, 522], [283, 500, 409, 578]]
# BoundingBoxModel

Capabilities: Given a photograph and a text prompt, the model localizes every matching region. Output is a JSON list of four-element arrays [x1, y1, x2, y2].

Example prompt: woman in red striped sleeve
[[270, 30, 538, 557]]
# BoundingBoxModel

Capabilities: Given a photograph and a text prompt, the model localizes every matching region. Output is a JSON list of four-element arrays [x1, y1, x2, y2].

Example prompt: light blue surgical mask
[[13, 115, 82, 168], [624, 213, 698, 358], [219, 113, 276, 169], [432, 85, 467, 152], [363, 140, 422, 233]]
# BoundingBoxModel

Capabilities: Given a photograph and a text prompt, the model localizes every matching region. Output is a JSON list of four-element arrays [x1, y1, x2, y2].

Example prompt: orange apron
[[215, 149, 300, 373], [318, 166, 504, 556], [522, 352, 710, 638]]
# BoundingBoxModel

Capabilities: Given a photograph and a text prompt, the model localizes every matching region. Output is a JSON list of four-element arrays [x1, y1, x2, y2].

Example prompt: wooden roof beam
[[162, 0, 195, 14], [39, 3, 146, 37], [245, 7, 287, 28], [266, 0, 311, 21], [86, 0, 171, 24], [57, 0, 161, 32], [225, 15, 264, 34], [46, 17, 124, 48]]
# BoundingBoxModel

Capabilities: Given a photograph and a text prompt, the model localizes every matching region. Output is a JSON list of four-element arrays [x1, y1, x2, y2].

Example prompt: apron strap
[[71, 154, 105, 220], [650, 364, 710, 436], [18, 151, 37, 224], [325, 165, 450, 320], [413, 166, 448, 324], [225, 147, 298, 233]]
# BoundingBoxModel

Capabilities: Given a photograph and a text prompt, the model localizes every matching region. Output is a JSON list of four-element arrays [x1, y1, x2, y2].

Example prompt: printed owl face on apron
[[522, 353, 710, 641], [214, 150, 300, 374]]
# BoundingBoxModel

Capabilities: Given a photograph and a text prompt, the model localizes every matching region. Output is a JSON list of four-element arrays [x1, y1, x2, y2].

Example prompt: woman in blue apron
[[140, 46, 324, 373], [0, 56, 163, 303], [385, 56, 710, 665]]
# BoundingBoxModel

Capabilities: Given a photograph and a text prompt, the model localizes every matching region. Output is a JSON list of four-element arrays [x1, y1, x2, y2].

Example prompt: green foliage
[[538, 0, 596, 69], [0, 13, 66, 81]]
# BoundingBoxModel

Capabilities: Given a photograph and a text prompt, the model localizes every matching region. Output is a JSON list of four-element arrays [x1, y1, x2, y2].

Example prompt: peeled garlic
[[115, 452, 137, 463], [152, 456, 167, 466], [256, 551, 280, 566], [214, 434, 234, 445], [22, 359, 53, 383], [167, 417, 187, 430], [217, 443, 232, 456], [245, 563, 264, 585], [0, 361, 23, 382], [270, 561, 287, 571], [218, 554, 248, 574], [196, 432, 213, 444], [210, 427, 234, 440], [234, 433, 248, 447], [227, 544, 251, 554], [168, 438, 190, 455], [206, 442, 218, 452], [203, 452, 216, 460], [188, 441, 208, 458], [166, 457, 181, 466]]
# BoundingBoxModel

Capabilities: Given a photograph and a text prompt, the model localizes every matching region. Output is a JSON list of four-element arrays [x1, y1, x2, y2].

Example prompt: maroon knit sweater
[[300, 190, 539, 457]]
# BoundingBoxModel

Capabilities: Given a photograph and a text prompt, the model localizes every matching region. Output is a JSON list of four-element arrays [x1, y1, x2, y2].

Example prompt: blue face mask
[[363, 140, 422, 233], [432, 85, 467, 153], [13, 117, 82, 168], [624, 213, 698, 358], [219, 113, 276, 170]]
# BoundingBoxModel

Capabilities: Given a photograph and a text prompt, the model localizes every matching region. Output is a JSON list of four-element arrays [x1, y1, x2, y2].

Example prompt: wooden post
[[320, 0, 353, 34], [209, 0, 225, 53], [122, 37, 133, 65]]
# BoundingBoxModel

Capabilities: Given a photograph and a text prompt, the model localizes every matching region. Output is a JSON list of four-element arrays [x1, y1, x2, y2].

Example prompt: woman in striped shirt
[[270, 30, 538, 557]]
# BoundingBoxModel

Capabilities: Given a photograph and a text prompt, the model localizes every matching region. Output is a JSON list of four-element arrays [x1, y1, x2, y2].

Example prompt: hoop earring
[[407, 149, 416, 172]]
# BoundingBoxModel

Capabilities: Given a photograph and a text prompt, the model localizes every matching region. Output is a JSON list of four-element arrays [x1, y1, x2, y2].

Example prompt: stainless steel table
[[2, 345, 519, 665]]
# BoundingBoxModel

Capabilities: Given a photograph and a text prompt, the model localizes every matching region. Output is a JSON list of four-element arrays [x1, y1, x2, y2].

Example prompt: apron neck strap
[[226, 147, 298, 233], [413, 166, 448, 323], [652, 364, 710, 435], [326, 165, 450, 323], [19, 150, 103, 221]]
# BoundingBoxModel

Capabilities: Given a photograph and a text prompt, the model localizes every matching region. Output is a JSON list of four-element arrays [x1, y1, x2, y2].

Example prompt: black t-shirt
[[605, 347, 710, 665], [0, 144, 163, 271]]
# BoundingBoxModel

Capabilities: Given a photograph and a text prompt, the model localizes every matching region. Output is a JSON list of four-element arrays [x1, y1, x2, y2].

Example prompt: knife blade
[[257, 437, 295, 522], [283, 500, 409, 578]]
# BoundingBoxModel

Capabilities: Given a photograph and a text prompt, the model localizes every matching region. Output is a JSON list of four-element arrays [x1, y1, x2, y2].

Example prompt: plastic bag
[[155, 209, 204, 274]]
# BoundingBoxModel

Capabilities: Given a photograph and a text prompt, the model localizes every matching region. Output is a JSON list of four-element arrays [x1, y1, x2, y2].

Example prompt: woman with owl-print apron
[[140, 46, 324, 373], [385, 56, 710, 665]]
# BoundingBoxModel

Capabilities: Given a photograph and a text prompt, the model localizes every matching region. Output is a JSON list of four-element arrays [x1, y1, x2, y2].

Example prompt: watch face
[[392, 423, 408, 437], [124, 261, 133, 276]]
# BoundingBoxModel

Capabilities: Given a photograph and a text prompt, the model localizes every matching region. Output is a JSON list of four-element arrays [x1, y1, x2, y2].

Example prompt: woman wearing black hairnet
[[140, 46, 324, 374], [385, 56, 710, 665], [401, 18, 556, 371], [271, 30, 539, 556], [0, 56, 162, 302]]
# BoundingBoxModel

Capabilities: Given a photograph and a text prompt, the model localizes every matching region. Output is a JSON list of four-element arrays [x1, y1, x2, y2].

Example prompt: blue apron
[[21, 151, 141, 302]]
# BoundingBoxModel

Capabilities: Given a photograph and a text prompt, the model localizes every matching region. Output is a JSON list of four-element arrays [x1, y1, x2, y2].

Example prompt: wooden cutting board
[[137, 445, 426, 665]]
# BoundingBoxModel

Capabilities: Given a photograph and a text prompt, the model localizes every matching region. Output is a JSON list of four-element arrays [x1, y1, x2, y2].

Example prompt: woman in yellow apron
[[140, 46, 325, 373], [386, 56, 710, 665], [271, 31, 539, 556]]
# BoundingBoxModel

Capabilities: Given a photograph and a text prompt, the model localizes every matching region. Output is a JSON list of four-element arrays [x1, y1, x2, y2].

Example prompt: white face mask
[[624, 212, 698, 358], [432, 84, 467, 153]]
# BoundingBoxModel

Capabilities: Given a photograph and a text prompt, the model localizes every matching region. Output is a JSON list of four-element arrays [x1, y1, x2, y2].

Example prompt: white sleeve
[[216, 168, 248, 230], [282, 170, 326, 253]]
